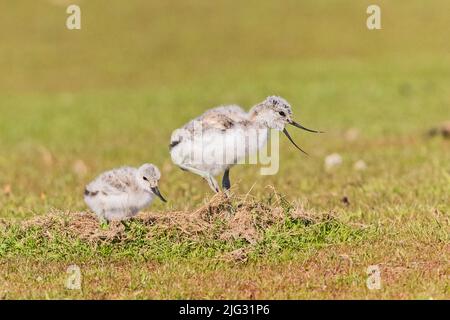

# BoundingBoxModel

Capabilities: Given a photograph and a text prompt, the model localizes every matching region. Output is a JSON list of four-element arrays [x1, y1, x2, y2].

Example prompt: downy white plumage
[[84, 163, 166, 222], [169, 96, 322, 193]]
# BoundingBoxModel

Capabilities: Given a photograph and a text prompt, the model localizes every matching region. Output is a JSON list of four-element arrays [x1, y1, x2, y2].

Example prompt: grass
[[0, 0, 449, 299], [0, 194, 369, 262]]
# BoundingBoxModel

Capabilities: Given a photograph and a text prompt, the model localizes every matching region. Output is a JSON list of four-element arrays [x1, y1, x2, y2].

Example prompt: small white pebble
[[2, 184, 12, 196], [324, 153, 343, 171], [344, 128, 360, 142], [72, 160, 88, 178], [354, 160, 367, 171]]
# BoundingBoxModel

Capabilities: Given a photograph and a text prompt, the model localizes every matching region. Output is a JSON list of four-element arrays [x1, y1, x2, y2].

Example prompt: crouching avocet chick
[[84, 163, 167, 222]]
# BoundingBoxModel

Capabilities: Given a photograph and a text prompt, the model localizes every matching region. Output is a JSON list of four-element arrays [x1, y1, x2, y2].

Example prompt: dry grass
[[16, 191, 327, 245]]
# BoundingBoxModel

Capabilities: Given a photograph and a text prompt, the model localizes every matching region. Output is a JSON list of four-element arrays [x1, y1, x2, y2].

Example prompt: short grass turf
[[0, 0, 449, 299]]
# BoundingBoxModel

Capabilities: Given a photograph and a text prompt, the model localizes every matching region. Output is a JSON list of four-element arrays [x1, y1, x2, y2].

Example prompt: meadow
[[0, 0, 448, 299]]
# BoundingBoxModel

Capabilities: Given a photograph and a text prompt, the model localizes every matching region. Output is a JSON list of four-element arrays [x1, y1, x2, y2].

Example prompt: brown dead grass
[[17, 192, 323, 246]]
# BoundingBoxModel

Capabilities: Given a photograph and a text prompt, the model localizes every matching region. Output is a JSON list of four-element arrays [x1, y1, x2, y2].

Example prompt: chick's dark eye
[[279, 111, 286, 117], [143, 177, 148, 181]]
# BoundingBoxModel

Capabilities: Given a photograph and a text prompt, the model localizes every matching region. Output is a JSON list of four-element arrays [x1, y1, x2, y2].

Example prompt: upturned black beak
[[283, 120, 322, 155], [289, 120, 323, 133], [151, 187, 167, 202], [283, 128, 309, 155]]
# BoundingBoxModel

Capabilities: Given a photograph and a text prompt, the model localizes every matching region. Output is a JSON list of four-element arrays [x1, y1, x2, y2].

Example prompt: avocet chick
[[84, 163, 167, 222], [169, 96, 322, 193]]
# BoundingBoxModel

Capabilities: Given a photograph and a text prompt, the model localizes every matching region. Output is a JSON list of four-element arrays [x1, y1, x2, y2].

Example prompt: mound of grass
[[0, 191, 371, 263]]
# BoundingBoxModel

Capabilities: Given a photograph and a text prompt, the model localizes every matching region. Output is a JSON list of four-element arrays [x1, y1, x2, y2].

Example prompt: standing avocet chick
[[84, 164, 167, 222], [169, 96, 322, 193]]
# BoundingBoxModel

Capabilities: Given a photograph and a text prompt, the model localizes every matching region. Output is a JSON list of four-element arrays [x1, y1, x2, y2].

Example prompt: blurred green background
[[0, 0, 449, 219]]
